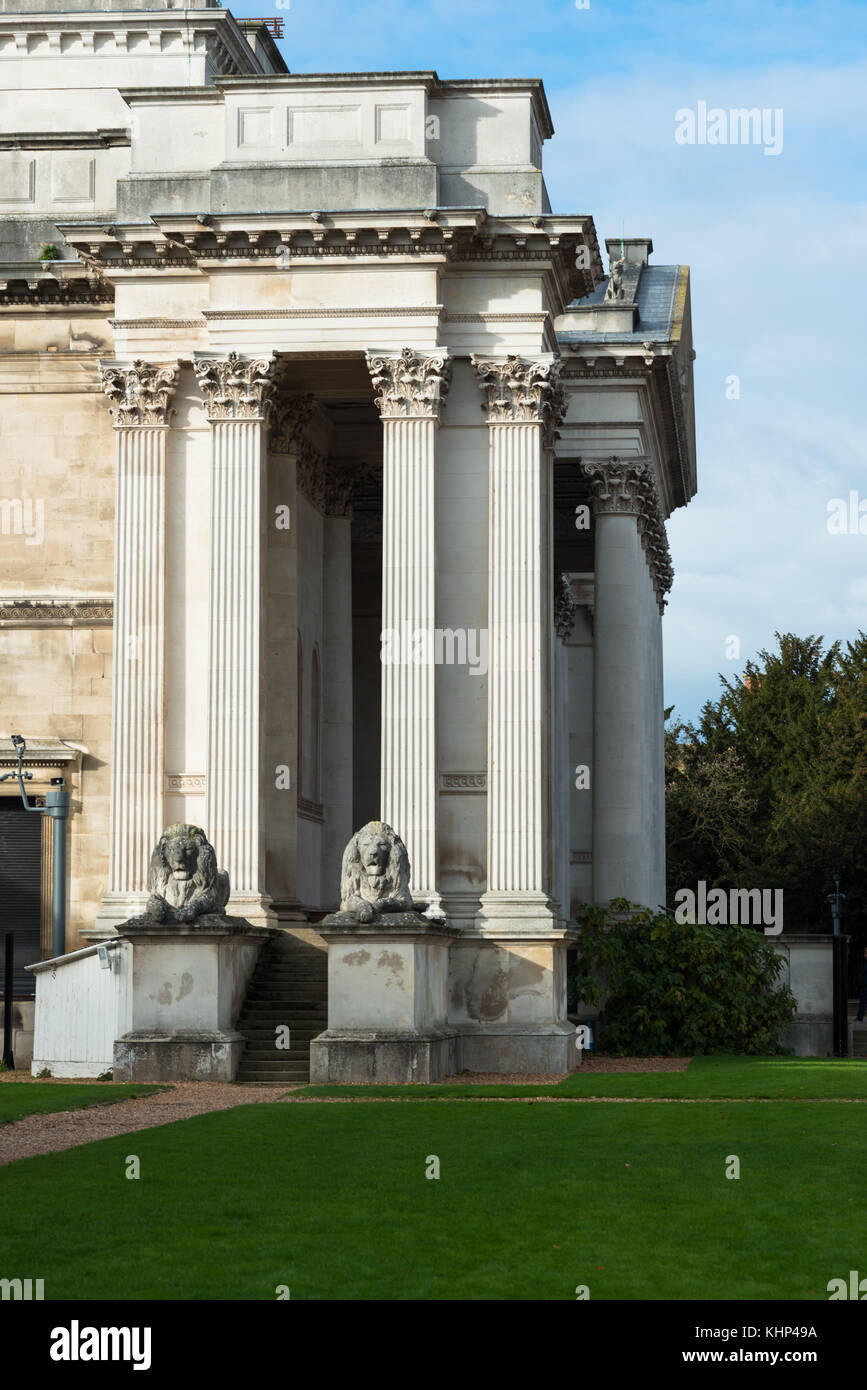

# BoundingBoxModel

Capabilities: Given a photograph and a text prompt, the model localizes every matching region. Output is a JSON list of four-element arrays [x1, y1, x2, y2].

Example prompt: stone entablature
[[58, 210, 601, 308], [0, 8, 281, 81]]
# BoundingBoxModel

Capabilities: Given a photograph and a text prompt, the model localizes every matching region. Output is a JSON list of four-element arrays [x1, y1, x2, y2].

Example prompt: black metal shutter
[[0, 800, 42, 996]]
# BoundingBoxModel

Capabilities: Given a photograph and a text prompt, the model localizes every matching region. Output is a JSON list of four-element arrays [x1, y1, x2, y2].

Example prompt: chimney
[[605, 237, 653, 267]]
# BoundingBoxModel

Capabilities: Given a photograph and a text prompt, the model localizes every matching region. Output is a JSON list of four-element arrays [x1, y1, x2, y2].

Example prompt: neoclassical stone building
[[0, 0, 696, 1074]]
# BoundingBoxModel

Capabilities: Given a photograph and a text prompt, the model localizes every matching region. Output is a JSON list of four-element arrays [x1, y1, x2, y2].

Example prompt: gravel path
[[0, 1081, 292, 1166], [0, 1058, 693, 1164]]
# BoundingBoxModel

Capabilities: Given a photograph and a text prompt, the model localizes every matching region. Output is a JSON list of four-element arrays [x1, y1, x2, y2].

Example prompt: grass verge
[[0, 1099, 860, 1299], [0, 1083, 166, 1126], [292, 1054, 867, 1102]]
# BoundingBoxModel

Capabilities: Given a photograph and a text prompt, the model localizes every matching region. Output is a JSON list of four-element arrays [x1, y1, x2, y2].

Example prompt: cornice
[[56, 213, 602, 300], [202, 305, 442, 320], [0, 262, 112, 308]]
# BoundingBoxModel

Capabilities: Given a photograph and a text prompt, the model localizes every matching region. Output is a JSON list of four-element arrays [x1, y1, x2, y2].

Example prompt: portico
[[0, 4, 697, 1075]]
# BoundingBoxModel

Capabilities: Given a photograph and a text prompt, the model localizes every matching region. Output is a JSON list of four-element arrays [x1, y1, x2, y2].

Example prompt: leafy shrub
[[572, 899, 797, 1055]]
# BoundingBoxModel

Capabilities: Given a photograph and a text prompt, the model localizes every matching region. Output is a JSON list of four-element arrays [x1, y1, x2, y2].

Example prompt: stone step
[[238, 1014, 326, 1026], [256, 967, 327, 978], [240, 1053, 313, 1066], [241, 1023, 326, 1035], [237, 1006, 325, 1017], [238, 1034, 325, 1045], [240, 1006, 325, 1017], [238, 1074, 309, 1085], [247, 984, 326, 995]]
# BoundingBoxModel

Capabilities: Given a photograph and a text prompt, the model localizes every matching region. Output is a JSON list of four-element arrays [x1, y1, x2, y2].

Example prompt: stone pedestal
[[112, 915, 269, 1081], [310, 912, 460, 1082], [772, 933, 834, 1056], [448, 931, 579, 1073]]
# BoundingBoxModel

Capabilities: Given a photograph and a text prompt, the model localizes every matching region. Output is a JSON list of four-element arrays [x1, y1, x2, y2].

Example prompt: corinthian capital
[[472, 355, 565, 439], [583, 456, 648, 514], [100, 359, 179, 427], [193, 352, 277, 421], [269, 393, 316, 455], [366, 347, 451, 419]]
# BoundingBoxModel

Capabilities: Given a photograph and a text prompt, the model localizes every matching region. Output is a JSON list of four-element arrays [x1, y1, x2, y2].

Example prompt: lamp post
[[828, 876, 848, 1058], [0, 735, 69, 959]]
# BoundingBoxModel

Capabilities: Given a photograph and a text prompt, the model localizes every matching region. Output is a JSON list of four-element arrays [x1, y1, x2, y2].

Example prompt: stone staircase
[[236, 929, 328, 1085]]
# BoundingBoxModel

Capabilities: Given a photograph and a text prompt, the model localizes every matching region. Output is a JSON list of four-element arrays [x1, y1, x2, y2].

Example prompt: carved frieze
[[269, 393, 316, 455], [554, 571, 579, 641]]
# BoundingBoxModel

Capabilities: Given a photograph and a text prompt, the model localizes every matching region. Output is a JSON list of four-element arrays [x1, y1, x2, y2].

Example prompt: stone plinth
[[310, 913, 460, 1083], [448, 931, 579, 1074], [772, 933, 834, 1057], [112, 915, 269, 1081]]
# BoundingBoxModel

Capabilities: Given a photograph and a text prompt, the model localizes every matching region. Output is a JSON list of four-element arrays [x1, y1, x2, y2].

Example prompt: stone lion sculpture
[[145, 823, 230, 924], [340, 820, 415, 923]]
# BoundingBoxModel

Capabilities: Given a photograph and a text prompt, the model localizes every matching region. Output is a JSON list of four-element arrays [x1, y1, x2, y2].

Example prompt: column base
[[89, 893, 149, 939], [113, 1030, 245, 1083], [474, 891, 560, 936], [226, 894, 278, 931], [310, 1027, 458, 1084]]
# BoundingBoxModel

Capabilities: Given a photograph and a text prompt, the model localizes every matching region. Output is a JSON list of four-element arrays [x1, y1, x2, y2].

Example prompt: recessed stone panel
[[0, 154, 36, 204], [375, 103, 411, 144], [287, 104, 361, 146], [51, 154, 95, 203], [238, 107, 273, 147]]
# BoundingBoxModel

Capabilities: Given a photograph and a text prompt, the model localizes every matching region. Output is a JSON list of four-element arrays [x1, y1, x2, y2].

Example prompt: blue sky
[[234, 0, 867, 722]]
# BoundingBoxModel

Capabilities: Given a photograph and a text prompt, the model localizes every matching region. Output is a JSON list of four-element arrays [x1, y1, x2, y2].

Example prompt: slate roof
[[558, 264, 682, 343]]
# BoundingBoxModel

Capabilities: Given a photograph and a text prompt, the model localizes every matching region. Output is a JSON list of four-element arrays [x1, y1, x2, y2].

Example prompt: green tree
[[666, 631, 866, 938]]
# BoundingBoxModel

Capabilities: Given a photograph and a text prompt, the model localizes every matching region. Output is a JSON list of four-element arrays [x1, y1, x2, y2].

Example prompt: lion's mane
[[146, 822, 230, 922], [339, 820, 412, 913]]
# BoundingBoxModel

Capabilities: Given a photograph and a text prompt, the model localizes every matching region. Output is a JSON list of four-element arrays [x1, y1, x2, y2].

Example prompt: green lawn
[[1, 1099, 864, 1299], [296, 1054, 867, 1102], [0, 1082, 164, 1125]]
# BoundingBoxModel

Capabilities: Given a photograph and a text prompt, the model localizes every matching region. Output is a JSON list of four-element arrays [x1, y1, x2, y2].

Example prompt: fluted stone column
[[585, 456, 670, 909], [366, 348, 451, 907], [194, 352, 278, 927], [94, 359, 179, 934], [322, 472, 356, 906], [471, 355, 565, 932]]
